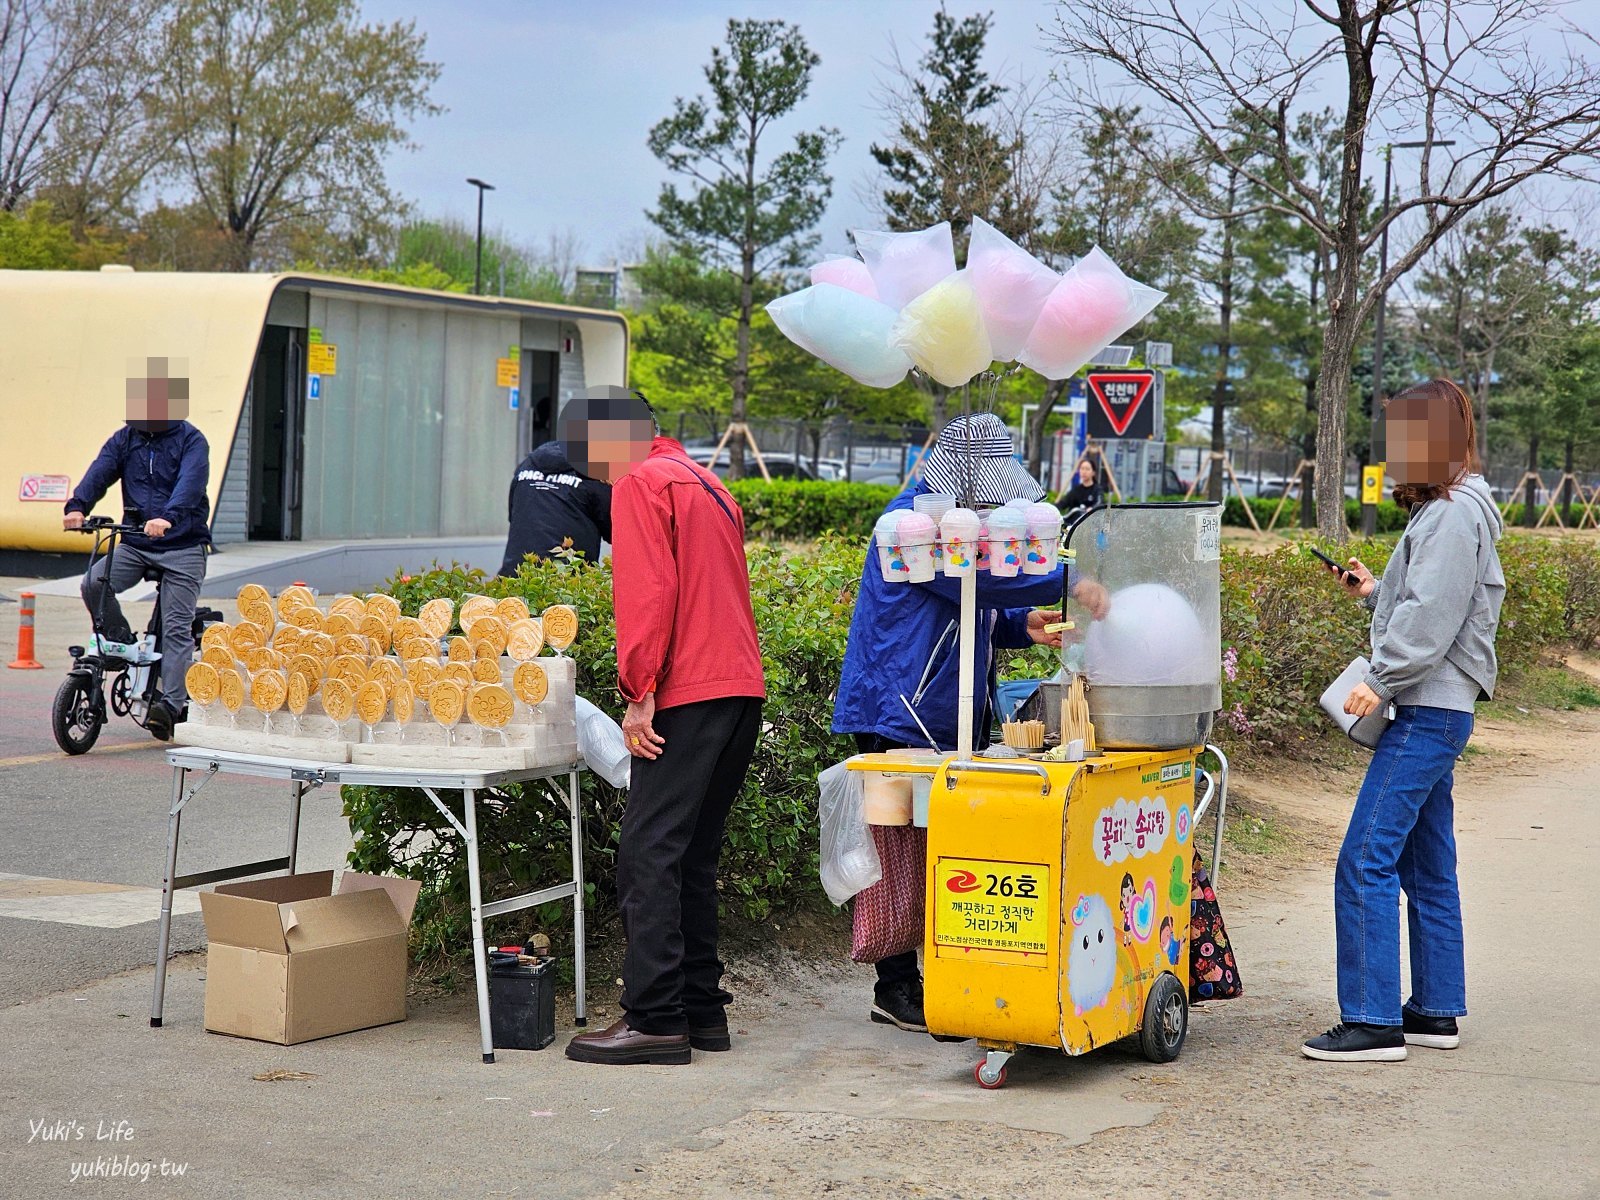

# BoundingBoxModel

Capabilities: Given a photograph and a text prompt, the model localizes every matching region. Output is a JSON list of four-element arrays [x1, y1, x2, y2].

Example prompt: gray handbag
[[1319, 656, 1396, 750]]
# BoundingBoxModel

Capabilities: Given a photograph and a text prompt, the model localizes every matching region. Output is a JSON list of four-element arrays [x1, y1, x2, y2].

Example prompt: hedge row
[[347, 532, 1600, 965]]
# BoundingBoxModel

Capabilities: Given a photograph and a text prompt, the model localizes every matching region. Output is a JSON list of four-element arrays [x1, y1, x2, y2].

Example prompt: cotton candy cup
[[966, 216, 1061, 361], [985, 507, 1026, 578], [895, 512, 938, 583], [940, 507, 981, 576], [1084, 583, 1212, 687], [853, 223, 957, 310], [1022, 502, 1062, 574], [765, 284, 912, 388], [888, 271, 994, 388], [1017, 247, 1167, 380], [809, 257, 879, 299]]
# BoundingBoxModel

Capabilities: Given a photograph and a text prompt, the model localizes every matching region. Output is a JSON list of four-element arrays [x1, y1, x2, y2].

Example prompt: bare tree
[[1050, 0, 1600, 539], [0, 0, 160, 212]]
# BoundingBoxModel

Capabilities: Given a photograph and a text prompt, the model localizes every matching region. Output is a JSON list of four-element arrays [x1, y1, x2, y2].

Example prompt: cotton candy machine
[[1061, 504, 1222, 749]]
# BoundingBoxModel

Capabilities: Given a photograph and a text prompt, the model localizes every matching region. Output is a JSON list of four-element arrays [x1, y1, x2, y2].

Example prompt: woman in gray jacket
[[1303, 379, 1505, 1063]]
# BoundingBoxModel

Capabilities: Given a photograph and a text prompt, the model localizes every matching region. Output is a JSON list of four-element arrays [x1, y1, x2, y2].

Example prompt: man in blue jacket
[[63, 362, 211, 740], [832, 412, 1109, 1032]]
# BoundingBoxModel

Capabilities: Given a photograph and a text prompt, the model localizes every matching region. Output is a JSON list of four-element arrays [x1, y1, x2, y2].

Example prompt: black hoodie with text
[[499, 441, 611, 575]]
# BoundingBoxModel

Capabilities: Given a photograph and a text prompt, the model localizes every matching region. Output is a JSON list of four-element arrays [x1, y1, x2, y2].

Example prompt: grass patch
[[1221, 803, 1292, 858], [1484, 664, 1600, 718]]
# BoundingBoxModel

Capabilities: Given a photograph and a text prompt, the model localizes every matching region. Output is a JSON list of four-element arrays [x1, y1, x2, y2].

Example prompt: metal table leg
[[286, 780, 304, 874], [151, 765, 185, 1028], [461, 786, 496, 1063], [569, 767, 587, 1027]]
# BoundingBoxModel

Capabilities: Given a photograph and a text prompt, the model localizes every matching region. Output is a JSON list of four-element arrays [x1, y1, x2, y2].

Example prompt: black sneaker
[[145, 698, 178, 742], [1403, 1008, 1460, 1050], [870, 980, 927, 1032], [1301, 1022, 1407, 1062]]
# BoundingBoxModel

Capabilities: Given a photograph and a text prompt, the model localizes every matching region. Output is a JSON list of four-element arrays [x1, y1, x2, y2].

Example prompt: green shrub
[[729, 480, 898, 541], [1152, 494, 1407, 531]]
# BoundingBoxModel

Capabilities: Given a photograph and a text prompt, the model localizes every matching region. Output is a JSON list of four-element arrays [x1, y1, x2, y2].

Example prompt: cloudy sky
[[362, 0, 1596, 270], [362, 0, 1062, 266]]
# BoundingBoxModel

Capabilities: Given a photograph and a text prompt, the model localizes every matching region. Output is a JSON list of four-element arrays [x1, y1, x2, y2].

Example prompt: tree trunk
[[1563, 438, 1576, 524], [1472, 357, 1493, 468], [1523, 434, 1541, 528], [1300, 371, 1318, 530], [1026, 379, 1068, 482], [1208, 176, 1238, 503], [730, 120, 758, 481], [1314, 297, 1363, 541]]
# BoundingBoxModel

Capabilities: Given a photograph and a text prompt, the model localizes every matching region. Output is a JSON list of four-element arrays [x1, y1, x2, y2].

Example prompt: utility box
[[199, 870, 421, 1045]]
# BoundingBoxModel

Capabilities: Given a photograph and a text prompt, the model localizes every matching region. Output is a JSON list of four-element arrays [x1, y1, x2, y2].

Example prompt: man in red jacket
[[564, 391, 765, 1067]]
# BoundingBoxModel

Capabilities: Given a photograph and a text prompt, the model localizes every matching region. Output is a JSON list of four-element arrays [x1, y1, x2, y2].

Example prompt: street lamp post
[[1363, 139, 1455, 535], [466, 177, 495, 295]]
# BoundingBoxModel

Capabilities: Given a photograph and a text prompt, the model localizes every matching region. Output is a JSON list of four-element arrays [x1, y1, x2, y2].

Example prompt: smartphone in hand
[[1308, 547, 1354, 585]]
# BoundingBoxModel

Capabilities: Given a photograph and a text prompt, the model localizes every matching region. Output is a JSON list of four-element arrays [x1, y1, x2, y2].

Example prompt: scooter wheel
[[52, 675, 104, 755], [974, 1060, 1007, 1089]]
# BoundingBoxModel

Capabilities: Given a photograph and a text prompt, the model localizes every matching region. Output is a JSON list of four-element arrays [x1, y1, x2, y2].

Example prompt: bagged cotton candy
[[1084, 583, 1213, 687], [966, 216, 1060, 361], [1017, 247, 1166, 380], [766, 284, 912, 388], [888, 271, 994, 388], [810, 257, 879, 299], [854, 223, 957, 310]]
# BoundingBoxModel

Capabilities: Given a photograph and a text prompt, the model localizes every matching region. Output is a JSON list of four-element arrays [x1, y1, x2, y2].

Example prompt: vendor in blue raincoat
[[832, 412, 1110, 1035]]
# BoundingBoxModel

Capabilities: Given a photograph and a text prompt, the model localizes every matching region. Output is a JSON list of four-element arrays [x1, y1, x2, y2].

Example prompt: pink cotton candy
[[809, 257, 879, 300]]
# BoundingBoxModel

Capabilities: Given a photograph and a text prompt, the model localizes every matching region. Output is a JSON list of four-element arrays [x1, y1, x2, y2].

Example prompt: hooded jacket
[[64, 422, 211, 551], [500, 441, 612, 575], [832, 480, 1069, 749], [1364, 474, 1505, 711]]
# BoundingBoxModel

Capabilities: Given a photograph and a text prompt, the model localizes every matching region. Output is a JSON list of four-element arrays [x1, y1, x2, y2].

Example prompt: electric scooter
[[52, 515, 220, 755]]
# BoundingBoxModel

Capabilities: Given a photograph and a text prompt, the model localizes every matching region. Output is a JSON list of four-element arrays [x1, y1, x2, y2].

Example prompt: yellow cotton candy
[[888, 271, 995, 388]]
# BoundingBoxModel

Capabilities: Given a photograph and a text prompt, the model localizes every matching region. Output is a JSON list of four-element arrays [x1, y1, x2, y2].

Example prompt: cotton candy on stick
[[853, 223, 957, 309], [888, 271, 994, 388], [966, 216, 1061, 361], [1017, 247, 1167, 380], [809, 257, 879, 299], [765, 284, 912, 388]]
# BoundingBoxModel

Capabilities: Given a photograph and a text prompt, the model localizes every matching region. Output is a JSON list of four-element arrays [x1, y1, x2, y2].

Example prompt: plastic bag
[[1017, 246, 1166, 380], [853, 222, 957, 309], [765, 284, 912, 388], [818, 760, 880, 906], [966, 216, 1060, 361], [809, 256, 879, 299], [575, 695, 631, 789], [888, 270, 994, 387]]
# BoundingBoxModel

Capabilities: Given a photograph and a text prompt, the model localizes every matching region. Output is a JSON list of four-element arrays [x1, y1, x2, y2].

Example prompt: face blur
[[560, 389, 656, 484], [126, 357, 190, 432], [1383, 393, 1468, 487], [1078, 460, 1095, 486]]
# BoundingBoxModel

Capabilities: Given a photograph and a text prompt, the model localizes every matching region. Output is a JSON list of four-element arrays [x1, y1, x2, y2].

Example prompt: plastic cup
[[975, 518, 992, 572], [1023, 502, 1063, 574], [986, 509, 1026, 577], [874, 512, 910, 584], [940, 507, 981, 576], [913, 492, 958, 522], [897, 512, 938, 583]]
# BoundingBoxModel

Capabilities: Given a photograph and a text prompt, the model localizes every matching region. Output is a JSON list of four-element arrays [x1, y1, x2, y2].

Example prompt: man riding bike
[[62, 359, 210, 740]]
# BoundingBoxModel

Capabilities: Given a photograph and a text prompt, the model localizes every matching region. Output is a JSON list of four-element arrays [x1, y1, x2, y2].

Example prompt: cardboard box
[[199, 870, 421, 1045]]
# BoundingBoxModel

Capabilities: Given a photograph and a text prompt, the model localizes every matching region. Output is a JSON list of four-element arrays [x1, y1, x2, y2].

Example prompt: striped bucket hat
[[920, 413, 1045, 507]]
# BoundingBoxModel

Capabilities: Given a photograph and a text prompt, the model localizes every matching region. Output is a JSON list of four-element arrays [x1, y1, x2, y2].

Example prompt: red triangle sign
[[1087, 372, 1155, 437]]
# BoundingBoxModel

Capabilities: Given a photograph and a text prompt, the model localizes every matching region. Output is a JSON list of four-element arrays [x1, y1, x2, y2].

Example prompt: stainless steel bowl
[[1087, 683, 1221, 750]]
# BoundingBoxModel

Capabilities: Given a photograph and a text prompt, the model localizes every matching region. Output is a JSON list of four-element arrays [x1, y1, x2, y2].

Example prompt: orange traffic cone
[[8, 591, 44, 669]]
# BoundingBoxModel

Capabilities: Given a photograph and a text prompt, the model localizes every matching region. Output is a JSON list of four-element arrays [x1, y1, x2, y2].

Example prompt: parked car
[[692, 451, 823, 481]]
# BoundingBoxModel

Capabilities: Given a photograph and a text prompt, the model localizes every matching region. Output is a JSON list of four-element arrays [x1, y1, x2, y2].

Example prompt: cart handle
[[944, 760, 1052, 795], [1196, 743, 1229, 885]]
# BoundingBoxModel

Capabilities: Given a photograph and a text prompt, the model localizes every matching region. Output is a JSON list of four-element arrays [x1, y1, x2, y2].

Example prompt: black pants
[[618, 696, 762, 1035], [854, 733, 923, 996]]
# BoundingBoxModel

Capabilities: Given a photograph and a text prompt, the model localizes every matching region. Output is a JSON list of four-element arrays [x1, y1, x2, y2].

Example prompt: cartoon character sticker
[[944, 536, 970, 570], [1068, 894, 1116, 1015], [1025, 533, 1049, 568], [1160, 915, 1183, 966], [1168, 854, 1189, 906], [1175, 802, 1192, 845], [888, 542, 908, 575], [1000, 535, 1023, 569], [1119, 873, 1156, 944]]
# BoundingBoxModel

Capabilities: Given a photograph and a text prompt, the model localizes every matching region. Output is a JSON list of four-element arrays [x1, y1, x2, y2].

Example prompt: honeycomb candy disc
[[218, 669, 246, 713], [235, 584, 270, 621], [494, 596, 530, 625], [279, 585, 317, 618], [398, 637, 436, 661], [287, 670, 311, 716], [356, 680, 389, 725], [506, 618, 545, 662], [468, 683, 514, 729], [364, 593, 402, 629], [185, 662, 220, 705], [542, 605, 578, 651], [466, 614, 508, 657], [447, 635, 472, 663], [512, 661, 548, 706], [370, 657, 404, 691], [229, 621, 267, 655], [442, 661, 474, 689], [458, 594, 496, 628], [320, 678, 354, 721], [391, 680, 415, 723], [418, 598, 454, 640], [336, 633, 373, 659], [332, 655, 368, 690], [428, 680, 464, 726], [201, 645, 235, 671], [329, 594, 366, 622], [289, 606, 325, 632], [360, 615, 393, 654], [201, 622, 232, 653], [471, 655, 501, 683], [324, 612, 357, 638], [271, 625, 304, 655], [250, 670, 287, 714], [472, 638, 499, 662]]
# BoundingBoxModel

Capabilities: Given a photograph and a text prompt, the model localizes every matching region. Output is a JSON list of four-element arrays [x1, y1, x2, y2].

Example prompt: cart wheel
[[52, 676, 103, 756], [1140, 972, 1188, 1063], [974, 1059, 1008, 1089]]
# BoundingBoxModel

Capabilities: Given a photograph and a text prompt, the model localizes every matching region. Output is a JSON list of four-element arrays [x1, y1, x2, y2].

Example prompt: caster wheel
[[974, 1060, 1007, 1089], [1140, 972, 1189, 1063]]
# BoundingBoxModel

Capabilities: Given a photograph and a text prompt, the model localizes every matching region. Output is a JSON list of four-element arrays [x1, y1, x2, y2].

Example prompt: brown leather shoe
[[564, 1018, 691, 1065]]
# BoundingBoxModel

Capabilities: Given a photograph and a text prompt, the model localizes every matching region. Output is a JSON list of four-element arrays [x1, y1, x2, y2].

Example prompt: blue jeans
[[1335, 705, 1473, 1026]]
